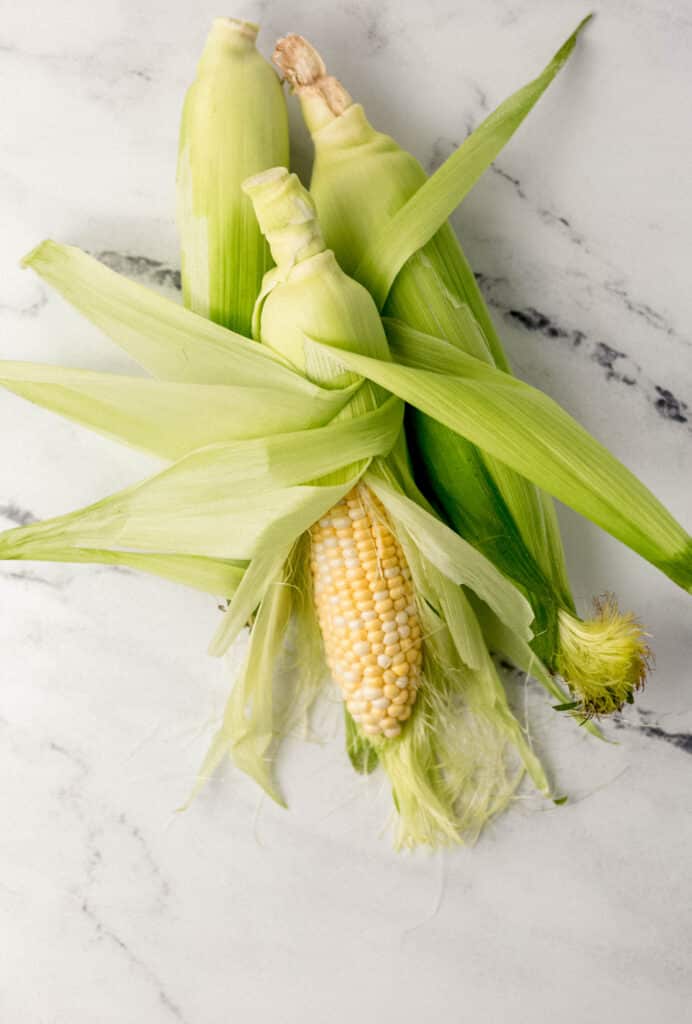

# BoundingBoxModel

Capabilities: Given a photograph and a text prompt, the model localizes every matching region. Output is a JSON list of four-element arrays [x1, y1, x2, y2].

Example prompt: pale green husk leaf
[[309, 331, 692, 591], [355, 15, 592, 307], [23, 241, 311, 386], [0, 397, 401, 563], [0, 360, 358, 460]]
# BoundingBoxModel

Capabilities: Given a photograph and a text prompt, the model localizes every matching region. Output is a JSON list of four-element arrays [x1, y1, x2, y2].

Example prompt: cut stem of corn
[[310, 483, 422, 738]]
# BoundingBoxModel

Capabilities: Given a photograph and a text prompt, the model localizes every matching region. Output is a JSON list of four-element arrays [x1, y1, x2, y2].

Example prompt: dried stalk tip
[[273, 34, 352, 116], [556, 596, 652, 717]]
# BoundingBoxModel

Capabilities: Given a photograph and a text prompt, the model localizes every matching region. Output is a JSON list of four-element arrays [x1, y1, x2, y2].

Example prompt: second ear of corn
[[273, 32, 651, 716]]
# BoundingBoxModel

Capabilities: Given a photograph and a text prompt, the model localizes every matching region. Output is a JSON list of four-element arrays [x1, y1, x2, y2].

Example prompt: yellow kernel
[[384, 684, 400, 699], [398, 705, 412, 721], [392, 690, 409, 705], [380, 717, 398, 730], [392, 663, 409, 677], [406, 649, 419, 664], [381, 557, 398, 570]]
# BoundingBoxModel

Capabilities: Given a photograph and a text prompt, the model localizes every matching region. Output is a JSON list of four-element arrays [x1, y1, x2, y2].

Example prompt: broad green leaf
[[365, 471, 534, 640], [209, 544, 293, 656], [23, 241, 318, 391], [190, 552, 294, 808], [0, 360, 360, 460], [2, 545, 245, 596], [0, 398, 400, 563], [355, 16, 592, 307], [313, 333, 692, 592]]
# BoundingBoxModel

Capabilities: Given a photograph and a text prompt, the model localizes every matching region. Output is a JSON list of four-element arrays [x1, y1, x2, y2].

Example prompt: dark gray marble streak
[[612, 708, 692, 757], [475, 279, 690, 429], [46, 739, 186, 1022], [0, 502, 38, 525]]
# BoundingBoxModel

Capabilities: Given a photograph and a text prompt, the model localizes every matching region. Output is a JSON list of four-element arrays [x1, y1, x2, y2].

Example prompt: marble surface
[[1, 1, 691, 1021]]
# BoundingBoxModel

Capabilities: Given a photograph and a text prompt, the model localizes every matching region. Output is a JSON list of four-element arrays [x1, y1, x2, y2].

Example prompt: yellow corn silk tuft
[[556, 598, 651, 717], [310, 484, 422, 739]]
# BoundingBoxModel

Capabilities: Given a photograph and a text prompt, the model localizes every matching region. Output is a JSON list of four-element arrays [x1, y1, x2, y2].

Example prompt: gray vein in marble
[[484, 163, 688, 348], [0, 568, 63, 589], [345, 0, 391, 53], [94, 251, 181, 291], [612, 708, 692, 756], [0, 289, 48, 319], [46, 739, 183, 1021], [0, 502, 38, 526], [474, 281, 691, 429]]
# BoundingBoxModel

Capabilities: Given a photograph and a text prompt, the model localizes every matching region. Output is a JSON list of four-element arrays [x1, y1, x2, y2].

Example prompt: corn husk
[[177, 17, 289, 335]]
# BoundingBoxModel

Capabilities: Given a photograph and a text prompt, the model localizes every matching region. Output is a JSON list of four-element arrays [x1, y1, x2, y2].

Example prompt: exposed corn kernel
[[310, 483, 422, 739]]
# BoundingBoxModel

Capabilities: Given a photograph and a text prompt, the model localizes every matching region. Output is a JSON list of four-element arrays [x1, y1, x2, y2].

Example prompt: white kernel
[[344, 558, 361, 568], [353, 641, 370, 656], [343, 669, 360, 683], [333, 615, 346, 627], [318, 517, 332, 528], [382, 620, 398, 634], [324, 536, 338, 548], [351, 713, 364, 723], [372, 697, 389, 709], [363, 724, 380, 736], [383, 727, 401, 739], [395, 676, 409, 689], [395, 611, 408, 625], [332, 517, 351, 528], [384, 567, 400, 578], [348, 508, 366, 520], [328, 595, 339, 606], [348, 700, 365, 714], [398, 625, 411, 638], [362, 686, 383, 700], [348, 619, 364, 631], [377, 654, 392, 669], [373, 590, 389, 602], [362, 610, 377, 621], [406, 605, 416, 615]]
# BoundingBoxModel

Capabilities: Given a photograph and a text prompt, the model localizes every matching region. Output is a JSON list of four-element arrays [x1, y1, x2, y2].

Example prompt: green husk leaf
[[23, 240, 315, 387], [3, 546, 245, 597], [0, 360, 359, 460], [311, 332, 692, 591], [355, 15, 593, 307], [0, 397, 401, 565], [345, 708, 379, 774], [190, 550, 294, 808], [364, 471, 534, 640]]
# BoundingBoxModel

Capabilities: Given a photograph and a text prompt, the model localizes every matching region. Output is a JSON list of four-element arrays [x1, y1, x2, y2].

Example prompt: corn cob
[[177, 18, 289, 336], [310, 484, 422, 738], [273, 33, 651, 715]]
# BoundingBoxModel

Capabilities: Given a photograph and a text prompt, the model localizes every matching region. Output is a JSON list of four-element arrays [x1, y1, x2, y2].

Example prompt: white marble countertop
[[1, 1, 691, 1021]]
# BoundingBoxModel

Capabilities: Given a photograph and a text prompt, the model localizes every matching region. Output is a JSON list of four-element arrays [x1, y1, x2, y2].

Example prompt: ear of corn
[[177, 18, 289, 335], [276, 27, 685, 713], [239, 168, 552, 835]]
